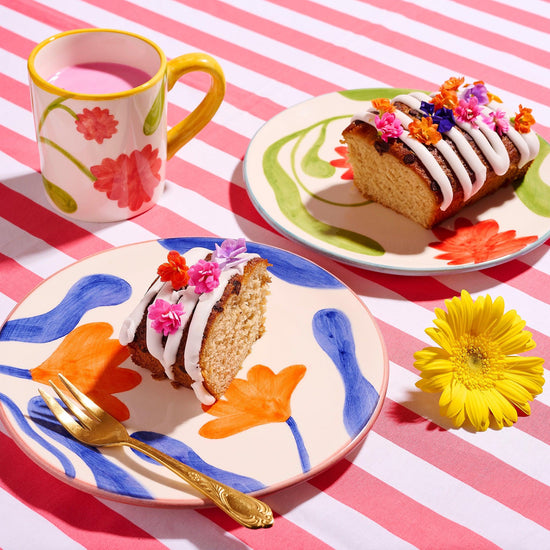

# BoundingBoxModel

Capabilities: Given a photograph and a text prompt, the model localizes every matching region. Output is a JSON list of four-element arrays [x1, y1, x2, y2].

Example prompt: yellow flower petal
[[464, 389, 490, 431]]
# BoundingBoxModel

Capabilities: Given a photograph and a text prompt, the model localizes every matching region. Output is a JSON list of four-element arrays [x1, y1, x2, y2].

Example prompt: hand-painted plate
[[0, 238, 388, 507], [243, 89, 550, 275]]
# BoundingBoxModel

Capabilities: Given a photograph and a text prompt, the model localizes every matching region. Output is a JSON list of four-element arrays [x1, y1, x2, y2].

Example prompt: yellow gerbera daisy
[[414, 290, 545, 431]]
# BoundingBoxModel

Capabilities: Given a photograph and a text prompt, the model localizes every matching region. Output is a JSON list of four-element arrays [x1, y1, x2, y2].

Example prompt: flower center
[[452, 334, 503, 390]]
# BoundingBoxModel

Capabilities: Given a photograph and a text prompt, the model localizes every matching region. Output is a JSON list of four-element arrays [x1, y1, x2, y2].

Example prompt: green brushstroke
[[42, 176, 77, 213], [38, 97, 77, 132], [290, 122, 369, 207], [143, 81, 165, 135], [515, 137, 550, 217], [338, 88, 413, 102], [263, 117, 384, 256], [39, 136, 95, 181], [300, 122, 335, 178]]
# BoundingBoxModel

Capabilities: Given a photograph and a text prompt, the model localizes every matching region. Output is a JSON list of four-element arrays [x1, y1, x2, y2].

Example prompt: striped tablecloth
[[1, 1, 549, 548]]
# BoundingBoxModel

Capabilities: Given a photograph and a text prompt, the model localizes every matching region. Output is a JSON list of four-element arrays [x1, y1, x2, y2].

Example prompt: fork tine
[[48, 380, 95, 429], [57, 374, 104, 421], [38, 388, 85, 438]]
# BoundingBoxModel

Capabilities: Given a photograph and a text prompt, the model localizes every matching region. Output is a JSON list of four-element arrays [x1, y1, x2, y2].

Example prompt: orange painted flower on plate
[[31, 322, 139, 421], [430, 218, 538, 265]]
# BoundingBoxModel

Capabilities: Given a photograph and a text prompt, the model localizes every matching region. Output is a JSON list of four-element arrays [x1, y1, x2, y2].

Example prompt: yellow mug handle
[[166, 52, 225, 160]]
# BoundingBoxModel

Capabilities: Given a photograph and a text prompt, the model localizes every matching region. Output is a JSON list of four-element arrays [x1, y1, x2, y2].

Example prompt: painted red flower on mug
[[330, 146, 354, 180], [91, 144, 162, 211], [75, 107, 118, 144], [430, 218, 538, 265]]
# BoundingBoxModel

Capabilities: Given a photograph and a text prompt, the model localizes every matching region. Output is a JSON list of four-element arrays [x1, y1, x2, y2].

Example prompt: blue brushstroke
[[312, 309, 379, 438], [286, 416, 310, 473], [29, 396, 152, 499], [130, 430, 266, 493], [0, 274, 132, 343], [159, 237, 344, 289], [0, 366, 32, 379], [0, 392, 75, 477]]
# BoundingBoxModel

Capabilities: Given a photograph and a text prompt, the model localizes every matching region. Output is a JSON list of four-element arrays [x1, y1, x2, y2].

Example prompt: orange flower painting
[[31, 322, 140, 421], [200, 364, 310, 471], [430, 218, 538, 265], [200, 364, 306, 437]]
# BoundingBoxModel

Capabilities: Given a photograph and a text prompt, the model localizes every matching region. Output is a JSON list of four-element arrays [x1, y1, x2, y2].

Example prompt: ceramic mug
[[28, 28, 225, 222]]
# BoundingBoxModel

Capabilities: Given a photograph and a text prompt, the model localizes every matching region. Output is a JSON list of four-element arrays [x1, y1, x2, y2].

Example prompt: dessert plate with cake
[[244, 79, 550, 275], [0, 238, 388, 506]]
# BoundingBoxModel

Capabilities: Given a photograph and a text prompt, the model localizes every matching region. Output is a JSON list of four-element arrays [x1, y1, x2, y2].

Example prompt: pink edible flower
[[482, 109, 510, 136], [374, 112, 403, 142], [148, 299, 184, 336], [454, 97, 483, 128], [188, 259, 221, 294]]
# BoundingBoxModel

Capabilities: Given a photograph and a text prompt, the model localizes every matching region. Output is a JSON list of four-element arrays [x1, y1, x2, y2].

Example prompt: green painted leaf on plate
[[515, 137, 550, 217], [300, 123, 335, 179], [338, 88, 415, 101]]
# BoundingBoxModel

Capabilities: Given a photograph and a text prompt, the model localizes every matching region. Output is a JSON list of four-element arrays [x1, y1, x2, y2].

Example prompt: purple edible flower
[[213, 238, 248, 270], [460, 82, 489, 106], [432, 107, 456, 133]]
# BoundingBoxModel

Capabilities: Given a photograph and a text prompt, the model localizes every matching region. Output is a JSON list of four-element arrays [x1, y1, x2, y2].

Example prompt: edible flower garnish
[[371, 97, 395, 114], [157, 251, 189, 290], [414, 290, 544, 431], [460, 80, 489, 106], [431, 88, 459, 111], [440, 76, 464, 92], [148, 299, 184, 336], [213, 238, 248, 270], [482, 109, 510, 136], [188, 259, 221, 294], [374, 111, 403, 142], [514, 104, 536, 133], [454, 97, 483, 128], [408, 116, 441, 145], [420, 102, 456, 133]]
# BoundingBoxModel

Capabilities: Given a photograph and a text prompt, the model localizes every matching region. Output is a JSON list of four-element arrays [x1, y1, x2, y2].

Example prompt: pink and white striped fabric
[[1, 0, 549, 548]]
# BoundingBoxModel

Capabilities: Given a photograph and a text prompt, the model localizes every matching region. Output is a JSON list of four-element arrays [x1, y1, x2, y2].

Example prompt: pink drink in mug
[[48, 62, 152, 94], [28, 29, 225, 222]]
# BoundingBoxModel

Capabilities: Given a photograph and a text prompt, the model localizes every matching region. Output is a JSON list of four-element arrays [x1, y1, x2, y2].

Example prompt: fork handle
[[125, 437, 274, 529]]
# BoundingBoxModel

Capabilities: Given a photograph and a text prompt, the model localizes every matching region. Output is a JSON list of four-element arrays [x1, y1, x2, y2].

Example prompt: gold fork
[[39, 374, 274, 529]]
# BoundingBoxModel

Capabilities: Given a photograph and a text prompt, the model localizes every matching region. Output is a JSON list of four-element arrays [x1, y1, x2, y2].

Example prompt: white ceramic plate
[[0, 238, 388, 507], [244, 89, 550, 275]]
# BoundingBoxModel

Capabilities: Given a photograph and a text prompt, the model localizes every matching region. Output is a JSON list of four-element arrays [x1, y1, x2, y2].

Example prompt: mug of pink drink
[[28, 28, 225, 222]]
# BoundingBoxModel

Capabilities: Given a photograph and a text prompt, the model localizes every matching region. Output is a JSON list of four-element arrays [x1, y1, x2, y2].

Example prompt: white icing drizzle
[[119, 247, 259, 405], [352, 90, 538, 210], [183, 253, 257, 404]]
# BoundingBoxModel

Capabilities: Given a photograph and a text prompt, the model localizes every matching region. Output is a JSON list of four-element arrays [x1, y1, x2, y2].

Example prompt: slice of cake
[[342, 77, 540, 228], [119, 239, 271, 405]]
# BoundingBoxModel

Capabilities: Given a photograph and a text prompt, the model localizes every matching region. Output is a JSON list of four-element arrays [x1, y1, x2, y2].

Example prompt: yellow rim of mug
[[28, 28, 167, 100]]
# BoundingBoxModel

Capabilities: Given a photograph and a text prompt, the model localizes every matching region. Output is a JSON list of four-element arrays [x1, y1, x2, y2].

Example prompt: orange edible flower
[[199, 364, 307, 438], [371, 97, 395, 114], [487, 92, 502, 103], [408, 116, 442, 145], [440, 76, 464, 92], [157, 250, 189, 290], [431, 89, 459, 110], [514, 104, 536, 133]]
